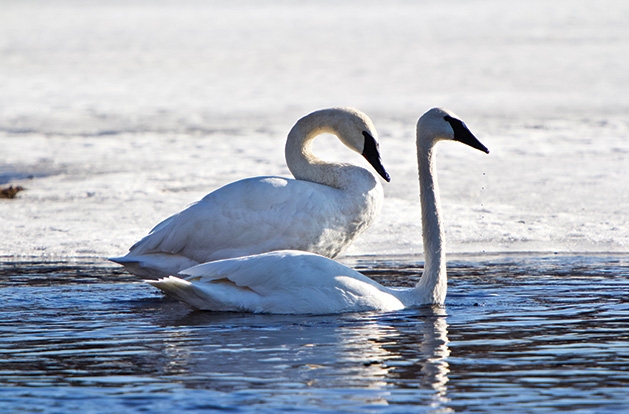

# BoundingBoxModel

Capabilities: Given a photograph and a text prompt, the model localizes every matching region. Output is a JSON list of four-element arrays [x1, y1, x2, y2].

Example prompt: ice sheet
[[1, 0, 628, 259]]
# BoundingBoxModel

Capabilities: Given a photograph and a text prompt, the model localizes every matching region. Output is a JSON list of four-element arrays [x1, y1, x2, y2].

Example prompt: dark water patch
[[0, 260, 137, 287], [0, 255, 628, 412]]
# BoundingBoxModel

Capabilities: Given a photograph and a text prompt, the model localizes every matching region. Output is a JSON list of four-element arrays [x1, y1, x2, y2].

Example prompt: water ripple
[[0, 254, 628, 412]]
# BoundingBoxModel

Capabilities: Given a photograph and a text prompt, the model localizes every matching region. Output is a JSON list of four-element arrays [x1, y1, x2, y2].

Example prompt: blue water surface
[[1, 254, 628, 413]]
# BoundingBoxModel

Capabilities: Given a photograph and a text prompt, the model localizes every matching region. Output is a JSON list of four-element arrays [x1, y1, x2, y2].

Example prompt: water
[[1, 255, 627, 413]]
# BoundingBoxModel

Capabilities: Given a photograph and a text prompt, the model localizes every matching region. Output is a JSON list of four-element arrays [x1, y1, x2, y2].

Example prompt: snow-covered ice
[[1, 0, 628, 260]]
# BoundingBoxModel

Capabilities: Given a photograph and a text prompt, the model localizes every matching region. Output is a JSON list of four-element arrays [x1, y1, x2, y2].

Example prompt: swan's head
[[417, 108, 489, 154], [331, 107, 391, 182], [289, 107, 390, 182]]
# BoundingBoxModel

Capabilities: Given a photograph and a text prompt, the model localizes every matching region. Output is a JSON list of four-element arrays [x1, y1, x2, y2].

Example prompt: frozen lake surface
[[1, 0, 628, 412], [1, 0, 628, 258]]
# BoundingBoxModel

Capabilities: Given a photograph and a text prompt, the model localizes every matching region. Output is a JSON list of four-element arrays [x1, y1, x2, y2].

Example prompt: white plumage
[[149, 108, 489, 314], [110, 108, 390, 279]]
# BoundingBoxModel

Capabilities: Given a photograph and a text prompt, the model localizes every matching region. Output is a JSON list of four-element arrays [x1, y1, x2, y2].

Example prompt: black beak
[[361, 131, 391, 182], [444, 115, 489, 154]]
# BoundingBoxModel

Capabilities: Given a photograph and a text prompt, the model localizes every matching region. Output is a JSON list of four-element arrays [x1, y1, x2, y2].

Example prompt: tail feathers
[[108, 255, 133, 265], [147, 276, 209, 310], [147, 276, 262, 312], [108, 254, 199, 279]]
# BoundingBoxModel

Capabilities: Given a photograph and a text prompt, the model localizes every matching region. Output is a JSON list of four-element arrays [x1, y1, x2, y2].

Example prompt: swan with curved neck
[[148, 108, 489, 313], [110, 108, 390, 279]]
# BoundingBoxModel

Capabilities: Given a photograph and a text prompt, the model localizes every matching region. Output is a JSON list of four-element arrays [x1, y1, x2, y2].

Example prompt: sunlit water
[[1, 255, 627, 413]]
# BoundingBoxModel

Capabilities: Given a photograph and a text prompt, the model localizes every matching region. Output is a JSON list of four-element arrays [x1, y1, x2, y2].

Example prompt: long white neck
[[285, 111, 365, 191], [413, 141, 447, 304]]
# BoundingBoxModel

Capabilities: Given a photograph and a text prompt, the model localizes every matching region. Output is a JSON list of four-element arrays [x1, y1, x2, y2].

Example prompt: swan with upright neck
[[110, 108, 390, 279], [148, 108, 489, 313]]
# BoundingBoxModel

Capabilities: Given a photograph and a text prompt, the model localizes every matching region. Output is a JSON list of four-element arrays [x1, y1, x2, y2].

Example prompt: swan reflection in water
[[150, 305, 451, 410], [420, 312, 450, 407]]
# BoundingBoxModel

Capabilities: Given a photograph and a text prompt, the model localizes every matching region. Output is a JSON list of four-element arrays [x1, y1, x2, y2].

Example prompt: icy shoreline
[[2, 112, 627, 261], [1, 0, 628, 260]]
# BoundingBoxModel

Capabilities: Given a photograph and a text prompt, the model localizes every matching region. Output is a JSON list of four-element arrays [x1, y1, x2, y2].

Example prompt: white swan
[[110, 108, 391, 279], [148, 108, 489, 314]]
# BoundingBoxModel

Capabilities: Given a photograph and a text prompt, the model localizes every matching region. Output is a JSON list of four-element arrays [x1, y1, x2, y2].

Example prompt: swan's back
[[149, 251, 405, 314], [113, 174, 381, 278]]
